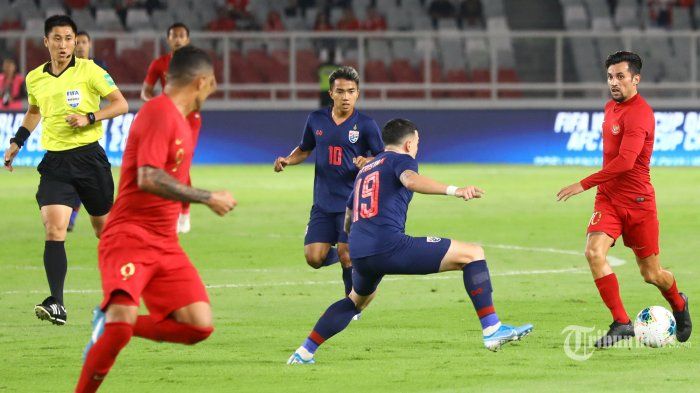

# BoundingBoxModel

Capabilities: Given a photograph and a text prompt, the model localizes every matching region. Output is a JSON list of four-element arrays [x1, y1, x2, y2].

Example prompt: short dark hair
[[44, 15, 77, 37], [76, 30, 90, 40], [329, 66, 360, 89], [605, 51, 642, 75], [167, 22, 190, 37], [167, 45, 213, 86], [382, 119, 417, 146]]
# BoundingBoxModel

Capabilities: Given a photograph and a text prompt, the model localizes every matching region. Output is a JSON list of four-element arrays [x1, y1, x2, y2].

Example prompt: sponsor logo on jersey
[[316, 129, 323, 136], [104, 73, 116, 87], [427, 237, 442, 243], [66, 89, 81, 108], [349, 124, 359, 143], [120, 262, 135, 281], [611, 124, 621, 135]]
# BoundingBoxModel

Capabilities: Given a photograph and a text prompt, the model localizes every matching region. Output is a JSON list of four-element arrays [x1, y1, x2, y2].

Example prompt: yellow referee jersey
[[26, 56, 119, 151]]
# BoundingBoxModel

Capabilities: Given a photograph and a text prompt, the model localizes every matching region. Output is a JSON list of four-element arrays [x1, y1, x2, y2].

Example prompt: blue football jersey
[[299, 107, 384, 213], [346, 151, 419, 259]]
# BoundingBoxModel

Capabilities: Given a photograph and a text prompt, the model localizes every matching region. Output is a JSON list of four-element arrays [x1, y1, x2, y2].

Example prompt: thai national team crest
[[348, 124, 359, 143], [66, 89, 81, 108]]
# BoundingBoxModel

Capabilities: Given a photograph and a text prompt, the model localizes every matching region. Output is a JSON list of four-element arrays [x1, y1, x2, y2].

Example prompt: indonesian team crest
[[611, 124, 621, 135], [66, 89, 81, 108], [348, 124, 359, 143]]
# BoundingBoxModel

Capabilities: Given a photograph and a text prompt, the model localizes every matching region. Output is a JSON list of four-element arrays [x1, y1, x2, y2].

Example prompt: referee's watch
[[87, 112, 96, 125]]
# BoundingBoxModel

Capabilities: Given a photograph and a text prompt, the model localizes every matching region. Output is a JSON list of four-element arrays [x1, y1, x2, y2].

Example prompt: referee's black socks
[[44, 240, 67, 305]]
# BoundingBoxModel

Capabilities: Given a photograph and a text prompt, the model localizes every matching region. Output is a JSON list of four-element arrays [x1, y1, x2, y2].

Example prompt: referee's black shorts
[[36, 142, 114, 216]]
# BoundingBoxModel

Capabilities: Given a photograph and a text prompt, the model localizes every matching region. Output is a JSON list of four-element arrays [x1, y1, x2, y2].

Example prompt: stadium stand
[[0, 0, 698, 101]]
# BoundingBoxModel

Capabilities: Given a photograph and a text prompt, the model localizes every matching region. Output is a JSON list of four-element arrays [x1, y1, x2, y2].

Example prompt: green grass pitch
[[1, 164, 698, 392]]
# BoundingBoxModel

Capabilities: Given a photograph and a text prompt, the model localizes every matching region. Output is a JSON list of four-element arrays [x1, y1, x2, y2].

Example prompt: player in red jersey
[[557, 51, 691, 348], [141, 22, 200, 234], [75, 46, 236, 393]]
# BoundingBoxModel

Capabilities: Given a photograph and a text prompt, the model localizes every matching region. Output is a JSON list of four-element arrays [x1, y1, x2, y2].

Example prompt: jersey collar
[[42, 56, 76, 78]]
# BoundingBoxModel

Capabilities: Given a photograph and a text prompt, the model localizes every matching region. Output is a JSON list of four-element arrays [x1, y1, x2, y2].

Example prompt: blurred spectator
[[337, 7, 360, 30], [66, 0, 91, 8], [314, 12, 332, 31], [607, 0, 618, 16], [678, 0, 696, 29], [362, 6, 387, 31], [648, 0, 674, 27], [284, 0, 301, 17], [264, 10, 285, 31], [459, 0, 483, 27], [227, 0, 251, 19], [0, 58, 25, 110], [429, 0, 457, 20], [224, 0, 259, 30], [209, 14, 237, 31]]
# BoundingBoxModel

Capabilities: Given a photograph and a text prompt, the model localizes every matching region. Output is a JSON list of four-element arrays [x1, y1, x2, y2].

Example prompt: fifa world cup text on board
[[554, 111, 700, 152]]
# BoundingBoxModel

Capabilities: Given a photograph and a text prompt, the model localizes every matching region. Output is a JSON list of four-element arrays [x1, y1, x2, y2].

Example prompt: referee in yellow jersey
[[3, 15, 128, 325]]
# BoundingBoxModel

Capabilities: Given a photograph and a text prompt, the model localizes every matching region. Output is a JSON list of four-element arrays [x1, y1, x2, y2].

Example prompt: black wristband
[[10, 126, 30, 148], [87, 112, 96, 125]]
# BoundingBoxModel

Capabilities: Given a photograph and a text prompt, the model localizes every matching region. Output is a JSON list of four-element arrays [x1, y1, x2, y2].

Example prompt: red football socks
[[133, 315, 213, 345], [660, 279, 686, 312], [75, 322, 133, 393], [594, 273, 630, 324]]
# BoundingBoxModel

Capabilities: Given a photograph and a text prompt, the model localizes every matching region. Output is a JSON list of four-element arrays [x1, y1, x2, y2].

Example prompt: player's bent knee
[[44, 225, 67, 241], [455, 241, 485, 265], [349, 290, 375, 311], [304, 251, 324, 269], [184, 325, 214, 345], [584, 247, 605, 263]]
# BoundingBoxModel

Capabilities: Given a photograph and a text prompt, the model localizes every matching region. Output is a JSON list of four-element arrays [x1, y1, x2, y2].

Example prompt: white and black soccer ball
[[634, 306, 676, 348]]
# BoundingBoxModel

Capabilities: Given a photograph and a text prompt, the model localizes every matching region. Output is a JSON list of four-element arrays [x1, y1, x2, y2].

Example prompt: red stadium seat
[[364, 60, 389, 98], [497, 68, 521, 98], [418, 59, 443, 98], [444, 69, 472, 98], [388, 59, 423, 98], [295, 49, 319, 99], [471, 69, 491, 98]]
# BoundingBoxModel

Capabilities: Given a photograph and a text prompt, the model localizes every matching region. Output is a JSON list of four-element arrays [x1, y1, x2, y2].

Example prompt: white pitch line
[[1, 243, 625, 295], [484, 243, 627, 267], [0, 267, 586, 295]]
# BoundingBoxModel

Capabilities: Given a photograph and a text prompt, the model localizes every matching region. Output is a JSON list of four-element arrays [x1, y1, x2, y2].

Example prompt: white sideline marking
[[1, 243, 625, 295], [485, 243, 627, 267], [0, 267, 587, 295]]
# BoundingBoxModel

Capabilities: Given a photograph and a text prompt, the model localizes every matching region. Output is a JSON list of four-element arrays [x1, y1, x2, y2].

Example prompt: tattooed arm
[[137, 166, 236, 216]]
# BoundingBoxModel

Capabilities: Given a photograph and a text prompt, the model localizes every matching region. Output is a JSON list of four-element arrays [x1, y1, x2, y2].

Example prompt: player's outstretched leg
[[585, 233, 634, 348], [288, 290, 375, 364], [439, 240, 533, 351], [34, 205, 72, 325], [76, 293, 137, 393], [636, 254, 692, 342], [132, 301, 214, 345]]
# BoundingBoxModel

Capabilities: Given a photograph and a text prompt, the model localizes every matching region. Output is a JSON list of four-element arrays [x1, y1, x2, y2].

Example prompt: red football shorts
[[587, 194, 659, 258], [98, 230, 209, 322]]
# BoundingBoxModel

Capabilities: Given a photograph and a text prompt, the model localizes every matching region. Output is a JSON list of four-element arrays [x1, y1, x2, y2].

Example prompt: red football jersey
[[103, 95, 195, 239], [580, 94, 656, 210], [143, 52, 201, 144], [144, 53, 172, 89]]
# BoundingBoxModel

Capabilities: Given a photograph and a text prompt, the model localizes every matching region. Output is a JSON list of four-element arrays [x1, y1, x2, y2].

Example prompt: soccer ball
[[633, 306, 677, 348]]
